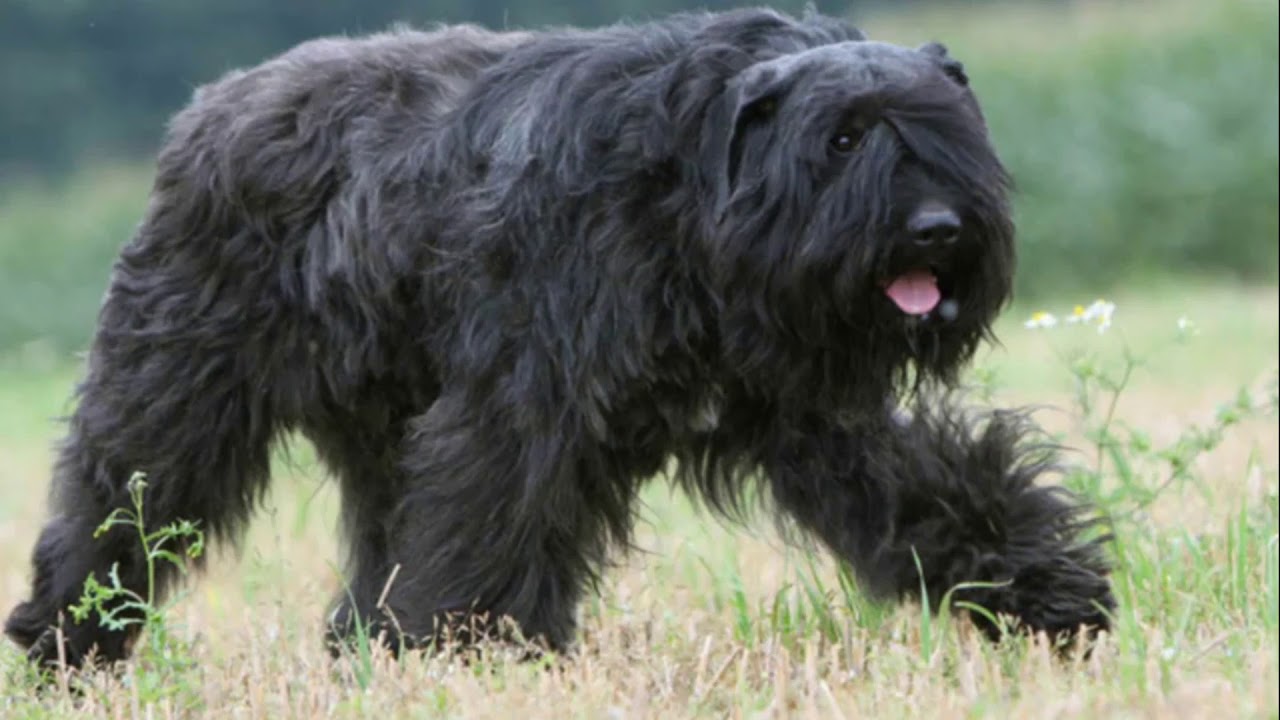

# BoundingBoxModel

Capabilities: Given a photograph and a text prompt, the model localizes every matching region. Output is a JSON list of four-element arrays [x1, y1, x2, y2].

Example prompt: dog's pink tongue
[[884, 270, 941, 315]]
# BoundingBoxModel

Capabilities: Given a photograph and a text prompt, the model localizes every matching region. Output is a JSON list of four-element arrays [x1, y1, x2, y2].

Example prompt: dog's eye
[[830, 130, 862, 154], [831, 114, 871, 154]]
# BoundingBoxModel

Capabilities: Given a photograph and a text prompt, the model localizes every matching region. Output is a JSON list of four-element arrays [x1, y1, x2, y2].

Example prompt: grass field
[[0, 281, 1275, 719]]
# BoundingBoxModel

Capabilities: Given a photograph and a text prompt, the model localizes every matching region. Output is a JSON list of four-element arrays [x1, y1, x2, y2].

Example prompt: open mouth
[[882, 267, 942, 316], [880, 266, 960, 323]]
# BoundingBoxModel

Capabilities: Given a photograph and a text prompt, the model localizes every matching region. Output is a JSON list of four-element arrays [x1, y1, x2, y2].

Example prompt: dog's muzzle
[[880, 201, 963, 317]]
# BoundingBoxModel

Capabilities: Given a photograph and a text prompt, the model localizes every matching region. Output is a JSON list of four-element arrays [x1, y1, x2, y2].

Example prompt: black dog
[[5, 7, 1114, 669]]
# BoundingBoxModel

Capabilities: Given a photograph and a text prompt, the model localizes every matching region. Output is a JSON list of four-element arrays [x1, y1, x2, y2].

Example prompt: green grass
[[0, 281, 1275, 718]]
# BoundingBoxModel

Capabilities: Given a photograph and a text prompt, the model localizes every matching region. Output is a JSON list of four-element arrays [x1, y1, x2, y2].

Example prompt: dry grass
[[0, 283, 1276, 719]]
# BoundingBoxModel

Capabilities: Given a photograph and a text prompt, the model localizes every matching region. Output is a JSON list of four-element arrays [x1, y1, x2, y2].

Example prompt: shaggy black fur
[[5, 7, 1114, 670]]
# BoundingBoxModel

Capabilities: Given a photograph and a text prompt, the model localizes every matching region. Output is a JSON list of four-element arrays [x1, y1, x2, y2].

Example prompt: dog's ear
[[918, 41, 969, 86], [702, 68, 785, 223]]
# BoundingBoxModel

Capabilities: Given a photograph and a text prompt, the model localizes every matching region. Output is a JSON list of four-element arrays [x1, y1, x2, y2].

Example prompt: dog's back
[[152, 23, 531, 230]]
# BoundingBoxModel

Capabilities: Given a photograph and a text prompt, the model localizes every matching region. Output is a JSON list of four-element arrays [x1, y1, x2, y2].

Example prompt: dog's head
[[694, 37, 1015, 397]]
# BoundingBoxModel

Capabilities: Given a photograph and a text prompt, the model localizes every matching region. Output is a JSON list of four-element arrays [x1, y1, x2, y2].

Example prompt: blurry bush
[[0, 166, 150, 356], [948, 0, 1278, 298], [0, 0, 1275, 353]]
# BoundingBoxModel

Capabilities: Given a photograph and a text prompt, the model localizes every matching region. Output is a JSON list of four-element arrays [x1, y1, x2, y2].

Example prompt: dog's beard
[[858, 258, 1000, 394]]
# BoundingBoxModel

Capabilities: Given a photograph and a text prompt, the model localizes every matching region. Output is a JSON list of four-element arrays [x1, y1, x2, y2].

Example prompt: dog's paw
[[866, 399, 1116, 650]]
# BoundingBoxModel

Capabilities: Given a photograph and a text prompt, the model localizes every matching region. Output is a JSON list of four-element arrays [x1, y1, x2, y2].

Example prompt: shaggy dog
[[6, 7, 1114, 669]]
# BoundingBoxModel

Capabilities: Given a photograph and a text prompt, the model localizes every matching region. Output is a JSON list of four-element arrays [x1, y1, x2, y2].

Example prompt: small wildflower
[[1066, 299, 1115, 333], [1176, 316, 1198, 337], [1024, 311, 1058, 329]]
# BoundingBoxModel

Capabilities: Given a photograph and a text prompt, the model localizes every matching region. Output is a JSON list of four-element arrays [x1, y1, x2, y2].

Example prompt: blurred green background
[[0, 0, 1276, 355]]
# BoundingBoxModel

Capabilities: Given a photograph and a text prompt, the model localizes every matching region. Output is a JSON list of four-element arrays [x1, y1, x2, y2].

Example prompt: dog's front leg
[[761, 400, 1115, 648], [327, 389, 637, 659]]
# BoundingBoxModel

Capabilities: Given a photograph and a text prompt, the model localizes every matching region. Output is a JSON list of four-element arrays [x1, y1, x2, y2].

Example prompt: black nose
[[907, 206, 962, 247]]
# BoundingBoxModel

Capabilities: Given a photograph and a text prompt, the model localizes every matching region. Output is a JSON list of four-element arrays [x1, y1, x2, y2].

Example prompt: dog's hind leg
[[759, 401, 1115, 649], [3, 233, 286, 671]]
